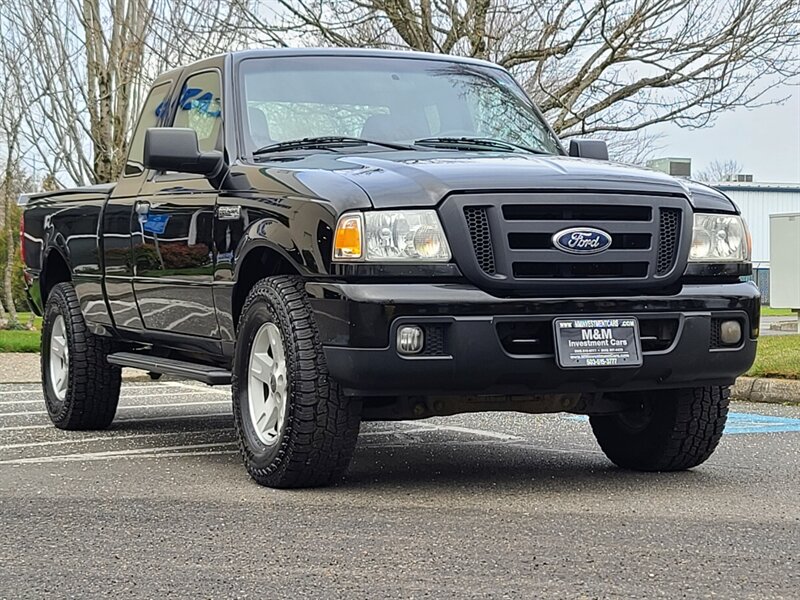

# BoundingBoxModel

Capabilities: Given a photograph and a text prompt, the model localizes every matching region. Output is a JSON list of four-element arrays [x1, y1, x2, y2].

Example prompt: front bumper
[[307, 281, 760, 396]]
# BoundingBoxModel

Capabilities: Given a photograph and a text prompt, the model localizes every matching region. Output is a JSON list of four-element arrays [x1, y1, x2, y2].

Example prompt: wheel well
[[232, 247, 299, 327], [42, 251, 71, 301]]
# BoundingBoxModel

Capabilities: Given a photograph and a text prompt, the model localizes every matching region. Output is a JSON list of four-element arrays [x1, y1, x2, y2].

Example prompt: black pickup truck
[[22, 49, 758, 488]]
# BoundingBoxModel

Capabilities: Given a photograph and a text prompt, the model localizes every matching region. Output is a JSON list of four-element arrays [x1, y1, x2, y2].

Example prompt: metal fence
[[742, 268, 770, 305]]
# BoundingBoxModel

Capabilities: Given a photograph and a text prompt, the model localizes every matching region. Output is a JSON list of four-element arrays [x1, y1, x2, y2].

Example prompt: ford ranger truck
[[21, 49, 758, 488]]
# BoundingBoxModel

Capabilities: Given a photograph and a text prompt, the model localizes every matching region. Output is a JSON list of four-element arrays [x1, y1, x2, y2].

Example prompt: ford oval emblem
[[552, 227, 613, 254]]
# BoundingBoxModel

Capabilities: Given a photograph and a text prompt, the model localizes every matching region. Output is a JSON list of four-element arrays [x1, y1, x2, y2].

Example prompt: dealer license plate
[[553, 317, 643, 368]]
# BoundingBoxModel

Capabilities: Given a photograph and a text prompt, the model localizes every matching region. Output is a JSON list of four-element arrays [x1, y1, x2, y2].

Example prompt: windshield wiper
[[413, 136, 547, 155], [253, 136, 415, 155]]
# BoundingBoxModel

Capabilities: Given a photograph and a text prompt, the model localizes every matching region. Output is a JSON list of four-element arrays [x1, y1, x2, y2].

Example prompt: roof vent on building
[[724, 173, 754, 183], [646, 157, 692, 178]]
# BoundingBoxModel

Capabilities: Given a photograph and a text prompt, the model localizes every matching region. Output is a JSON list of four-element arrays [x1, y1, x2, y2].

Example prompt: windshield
[[238, 56, 562, 156]]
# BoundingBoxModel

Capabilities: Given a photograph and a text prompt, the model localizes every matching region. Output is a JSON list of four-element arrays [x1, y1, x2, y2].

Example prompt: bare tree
[[1, 0, 273, 185], [2, 0, 797, 188], [0, 25, 37, 327], [269, 0, 800, 145], [695, 159, 747, 183]]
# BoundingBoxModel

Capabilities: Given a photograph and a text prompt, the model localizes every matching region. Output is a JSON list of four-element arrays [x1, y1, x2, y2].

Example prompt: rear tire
[[589, 386, 730, 471], [41, 282, 121, 430], [232, 276, 362, 488]]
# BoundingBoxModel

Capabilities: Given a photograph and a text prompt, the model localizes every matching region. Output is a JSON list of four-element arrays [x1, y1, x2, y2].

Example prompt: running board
[[107, 352, 232, 385]]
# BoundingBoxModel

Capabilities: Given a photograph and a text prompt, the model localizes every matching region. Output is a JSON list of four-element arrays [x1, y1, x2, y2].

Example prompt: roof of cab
[[182, 47, 505, 73]]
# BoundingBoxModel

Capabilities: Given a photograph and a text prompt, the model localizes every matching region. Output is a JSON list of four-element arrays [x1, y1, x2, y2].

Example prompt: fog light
[[397, 326, 424, 355], [720, 320, 742, 345]]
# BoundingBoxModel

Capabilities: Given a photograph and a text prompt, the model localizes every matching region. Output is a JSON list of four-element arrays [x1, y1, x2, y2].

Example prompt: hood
[[245, 151, 737, 213]]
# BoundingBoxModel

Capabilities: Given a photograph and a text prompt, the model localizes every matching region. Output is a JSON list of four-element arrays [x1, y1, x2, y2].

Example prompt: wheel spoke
[[246, 321, 289, 447], [54, 371, 65, 394], [267, 328, 281, 352], [51, 335, 67, 359], [250, 351, 274, 384], [263, 400, 279, 433], [48, 315, 70, 402]]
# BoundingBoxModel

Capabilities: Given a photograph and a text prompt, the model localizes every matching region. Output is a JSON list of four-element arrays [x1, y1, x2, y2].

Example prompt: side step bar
[[107, 352, 232, 385]]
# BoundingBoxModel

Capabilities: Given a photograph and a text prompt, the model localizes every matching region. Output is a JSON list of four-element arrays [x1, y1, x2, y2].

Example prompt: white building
[[644, 159, 800, 267], [715, 182, 800, 270], [714, 182, 800, 304]]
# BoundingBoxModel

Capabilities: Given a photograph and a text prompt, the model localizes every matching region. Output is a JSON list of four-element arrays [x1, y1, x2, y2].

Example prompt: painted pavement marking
[[566, 411, 800, 435]]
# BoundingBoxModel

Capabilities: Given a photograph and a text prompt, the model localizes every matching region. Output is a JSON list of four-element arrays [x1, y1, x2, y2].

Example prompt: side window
[[126, 83, 170, 176], [173, 71, 222, 152]]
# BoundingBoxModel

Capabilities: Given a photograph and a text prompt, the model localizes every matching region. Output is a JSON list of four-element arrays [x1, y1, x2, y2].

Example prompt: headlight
[[333, 210, 451, 262], [689, 214, 751, 262]]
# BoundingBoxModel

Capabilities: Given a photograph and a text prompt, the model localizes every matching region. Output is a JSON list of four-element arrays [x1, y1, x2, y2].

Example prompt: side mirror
[[568, 139, 609, 161], [144, 128, 223, 176]]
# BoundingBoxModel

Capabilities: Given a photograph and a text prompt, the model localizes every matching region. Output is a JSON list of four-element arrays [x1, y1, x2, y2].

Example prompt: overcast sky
[[650, 83, 800, 183]]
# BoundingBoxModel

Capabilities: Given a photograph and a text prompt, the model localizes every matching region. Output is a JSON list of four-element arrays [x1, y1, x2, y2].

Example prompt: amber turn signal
[[333, 213, 363, 260]]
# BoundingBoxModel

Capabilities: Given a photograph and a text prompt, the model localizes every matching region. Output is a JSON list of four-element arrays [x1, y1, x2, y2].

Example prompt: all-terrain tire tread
[[232, 276, 361, 488], [41, 282, 121, 430], [590, 386, 729, 472]]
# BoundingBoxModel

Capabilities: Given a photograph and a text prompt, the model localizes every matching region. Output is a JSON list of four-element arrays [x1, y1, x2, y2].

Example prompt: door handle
[[134, 200, 151, 216]]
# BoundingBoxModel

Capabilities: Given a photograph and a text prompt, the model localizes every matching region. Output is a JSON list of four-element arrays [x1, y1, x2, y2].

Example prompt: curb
[[732, 377, 800, 405]]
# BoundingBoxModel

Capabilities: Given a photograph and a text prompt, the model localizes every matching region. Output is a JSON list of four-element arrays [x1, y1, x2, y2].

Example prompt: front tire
[[589, 386, 730, 471], [41, 282, 121, 430], [232, 276, 362, 488]]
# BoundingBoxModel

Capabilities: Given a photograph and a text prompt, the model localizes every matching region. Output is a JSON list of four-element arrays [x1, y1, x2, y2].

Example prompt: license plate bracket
[[553, 317, 643, 368]]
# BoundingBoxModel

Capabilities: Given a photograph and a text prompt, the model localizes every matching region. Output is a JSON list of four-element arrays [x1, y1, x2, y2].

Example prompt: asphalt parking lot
[[1, 381, 798, 599]]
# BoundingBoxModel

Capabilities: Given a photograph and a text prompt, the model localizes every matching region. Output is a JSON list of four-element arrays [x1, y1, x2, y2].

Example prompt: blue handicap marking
[[565, 411, 800, 435], [723, 412, 800, 435]]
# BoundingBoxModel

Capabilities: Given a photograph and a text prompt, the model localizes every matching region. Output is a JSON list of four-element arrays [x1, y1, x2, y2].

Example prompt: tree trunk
[[0, 293, 7, 327], [3, 215, 18, 327]]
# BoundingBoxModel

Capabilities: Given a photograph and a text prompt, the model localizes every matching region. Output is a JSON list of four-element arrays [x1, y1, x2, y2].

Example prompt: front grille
[[509, 232, 651, 250], [443, 192, 689, 293], [656, 208, 681, 275], [503, 204, 652, 222], [464, 207, 496, 275]]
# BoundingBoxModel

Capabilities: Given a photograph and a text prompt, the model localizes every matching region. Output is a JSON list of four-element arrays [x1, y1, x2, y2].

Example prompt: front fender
[[230, 200, 339, 281]]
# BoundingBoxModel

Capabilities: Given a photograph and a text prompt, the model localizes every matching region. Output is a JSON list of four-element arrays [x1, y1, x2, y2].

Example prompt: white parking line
[[0, 381, 222, 392], [164, 381, 224, 392], [0, 390, 228, 406], [400, 421, 523, 441], [0, 399, 46, 405], [0, 400, 230, 418], [0, 442, 238, 465], [359, 426, 439, 437], [0, 412, 232, 431], [0, 428, 234, 450], [0, 383, 197, 396]]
